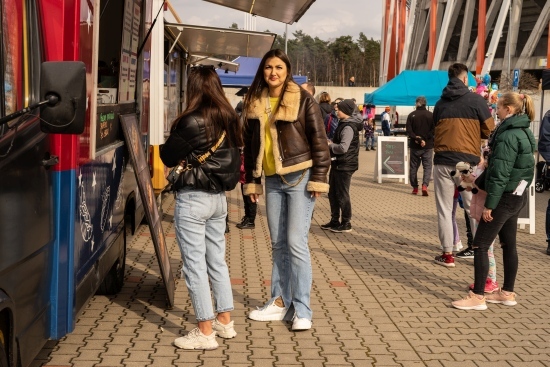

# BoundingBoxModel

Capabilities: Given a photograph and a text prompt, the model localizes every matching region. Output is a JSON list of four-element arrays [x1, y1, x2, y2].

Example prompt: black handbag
[[475, 169, 487, 191], [164, 131, 226, 191]]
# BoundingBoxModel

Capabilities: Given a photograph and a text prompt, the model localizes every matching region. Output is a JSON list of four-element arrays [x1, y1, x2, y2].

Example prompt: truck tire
[[96, 217, 127, 295]]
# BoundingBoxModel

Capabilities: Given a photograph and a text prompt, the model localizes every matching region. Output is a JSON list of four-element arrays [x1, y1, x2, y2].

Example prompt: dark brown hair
[[243, 49, 295, 120], [173, 66, 242, 147], [448, 63, 469, 79], [319, 91, 331, 104]]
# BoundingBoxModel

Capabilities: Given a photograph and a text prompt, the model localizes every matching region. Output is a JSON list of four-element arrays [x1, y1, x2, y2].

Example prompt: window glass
[[2, 0, 21, 118]]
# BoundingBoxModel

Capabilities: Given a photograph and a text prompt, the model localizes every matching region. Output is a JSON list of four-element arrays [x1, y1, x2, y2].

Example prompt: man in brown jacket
[[432, 63, 495, 267]]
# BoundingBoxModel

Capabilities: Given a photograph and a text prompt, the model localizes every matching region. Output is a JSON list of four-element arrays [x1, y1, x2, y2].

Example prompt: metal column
[[466, 0, 499, 71], [514, 1, 550, 70], [381, 0, 396, 84], [432, 0, 456, 70], [457, 0, 475, 62], [481, 0, 511, 76], [400, 0, 418, 72], [503, 0, 523, 76]]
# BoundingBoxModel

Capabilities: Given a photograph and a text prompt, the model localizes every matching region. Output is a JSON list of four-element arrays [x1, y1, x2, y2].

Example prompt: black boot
[[236, 216, 255, 229]]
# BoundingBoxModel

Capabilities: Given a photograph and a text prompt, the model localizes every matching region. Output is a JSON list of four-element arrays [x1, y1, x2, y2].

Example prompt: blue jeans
[[365, 135, 377, 149], [264, 169, 315, 320], [174, 189, 234, 321]]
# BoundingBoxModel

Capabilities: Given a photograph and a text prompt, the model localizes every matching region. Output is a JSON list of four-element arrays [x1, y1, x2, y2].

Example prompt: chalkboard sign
[[96, 106, 120, 151], [120, 113, 175, 307], [375, 136, 409, 184]]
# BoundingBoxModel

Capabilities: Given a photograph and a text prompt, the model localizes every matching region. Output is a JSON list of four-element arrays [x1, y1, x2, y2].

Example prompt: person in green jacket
[[452, 92, 535, 311]]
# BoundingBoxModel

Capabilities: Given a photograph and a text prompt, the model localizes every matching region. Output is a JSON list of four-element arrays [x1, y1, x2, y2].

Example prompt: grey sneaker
[[174, 327, 218, 350], [212, 319, 237, 338]]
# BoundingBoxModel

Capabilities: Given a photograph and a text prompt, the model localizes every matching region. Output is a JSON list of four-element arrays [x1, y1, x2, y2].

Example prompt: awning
[[188, 55, 240, 73], [364, 70, 478, 106], [216, 56, 307, 87], [203, 0, 316, 24], [164, 23, 276, 58]]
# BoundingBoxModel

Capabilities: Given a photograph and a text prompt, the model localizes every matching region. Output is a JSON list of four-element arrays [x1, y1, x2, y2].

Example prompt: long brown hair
[[173, 66, 243, 147], [243, 49, 295, 120]]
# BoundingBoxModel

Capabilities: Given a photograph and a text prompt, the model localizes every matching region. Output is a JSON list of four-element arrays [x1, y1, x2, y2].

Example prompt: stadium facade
[[382, 0, 550, 83]]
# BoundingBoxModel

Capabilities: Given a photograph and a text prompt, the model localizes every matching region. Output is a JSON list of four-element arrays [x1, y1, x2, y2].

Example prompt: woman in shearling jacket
[[242, 49, 330, 330], [160, 66, 242, 350], [452, 92, 535, 311]]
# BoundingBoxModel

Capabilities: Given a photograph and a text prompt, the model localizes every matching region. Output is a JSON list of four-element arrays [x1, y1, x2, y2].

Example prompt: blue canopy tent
[[217, 56, 307, 87], [364, 70, 477, 106]]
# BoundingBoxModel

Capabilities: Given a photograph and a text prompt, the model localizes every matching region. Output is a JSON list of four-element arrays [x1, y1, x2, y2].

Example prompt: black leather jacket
[[160, 113, 240, 192]]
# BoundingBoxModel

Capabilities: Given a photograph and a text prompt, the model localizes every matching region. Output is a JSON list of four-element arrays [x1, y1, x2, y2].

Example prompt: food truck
[[0, 0, 312, 365]]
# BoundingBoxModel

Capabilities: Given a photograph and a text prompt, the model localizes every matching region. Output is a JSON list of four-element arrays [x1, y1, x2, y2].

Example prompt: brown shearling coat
[[243, 82, 330, 195]]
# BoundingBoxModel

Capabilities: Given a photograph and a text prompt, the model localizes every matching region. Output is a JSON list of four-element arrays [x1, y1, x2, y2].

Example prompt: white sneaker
[[453, 241, 463, 252], [249, 300, 288, 321], [212, 319, 237, 339], [174, 327, 218, 350], [292, 317, 312, 331]]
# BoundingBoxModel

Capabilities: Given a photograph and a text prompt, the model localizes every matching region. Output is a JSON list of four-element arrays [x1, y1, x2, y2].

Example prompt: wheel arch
[[124, 191, 136, 235], [0, 290, 16, 367]]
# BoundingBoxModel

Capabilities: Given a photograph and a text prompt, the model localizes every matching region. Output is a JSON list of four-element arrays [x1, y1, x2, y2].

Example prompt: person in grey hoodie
[[321, 99, 362, 233], [432, 63, 494, 267]]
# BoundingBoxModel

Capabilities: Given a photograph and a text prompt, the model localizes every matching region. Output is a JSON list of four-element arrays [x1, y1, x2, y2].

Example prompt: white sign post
[[517, 173, 536, 234], [374, 136, 409, 184]]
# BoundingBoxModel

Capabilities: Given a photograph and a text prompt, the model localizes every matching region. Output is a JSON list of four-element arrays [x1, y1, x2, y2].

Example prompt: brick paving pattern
[[32, 149, 550, 366]]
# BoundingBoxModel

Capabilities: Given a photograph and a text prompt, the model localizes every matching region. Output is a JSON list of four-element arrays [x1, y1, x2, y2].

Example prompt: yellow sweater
[[262, 97, 280, 176]]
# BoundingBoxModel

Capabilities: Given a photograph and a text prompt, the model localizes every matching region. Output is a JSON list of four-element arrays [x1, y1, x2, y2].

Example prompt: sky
[[172, 0, 384, 42]]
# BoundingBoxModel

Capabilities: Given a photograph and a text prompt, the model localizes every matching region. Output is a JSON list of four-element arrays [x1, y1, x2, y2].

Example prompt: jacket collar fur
[[246, 81, 301, 122]]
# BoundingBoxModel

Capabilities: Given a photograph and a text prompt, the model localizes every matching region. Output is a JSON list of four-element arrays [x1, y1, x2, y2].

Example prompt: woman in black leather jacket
[[160, 66, 241, 350]]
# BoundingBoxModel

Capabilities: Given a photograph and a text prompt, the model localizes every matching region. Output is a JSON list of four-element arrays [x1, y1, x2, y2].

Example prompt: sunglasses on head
[[190, 65, 215, 71]]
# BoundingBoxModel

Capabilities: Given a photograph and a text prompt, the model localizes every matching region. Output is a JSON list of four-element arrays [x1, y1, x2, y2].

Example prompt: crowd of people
[[160, 51, 541, 350]]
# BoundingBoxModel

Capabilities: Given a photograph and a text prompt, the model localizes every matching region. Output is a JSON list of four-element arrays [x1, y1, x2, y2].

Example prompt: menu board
[[120, 113, 175, 307], [95, 107, 119, 151], [375, 136, 409, 184], [119, 0, 141, 102]]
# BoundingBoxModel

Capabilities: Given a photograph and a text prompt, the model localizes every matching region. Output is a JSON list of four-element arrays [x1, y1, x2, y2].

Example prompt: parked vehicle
[[0, 1, 153, 365]]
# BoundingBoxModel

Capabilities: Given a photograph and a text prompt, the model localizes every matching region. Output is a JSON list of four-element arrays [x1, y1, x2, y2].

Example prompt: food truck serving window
[[1, 0, 22, 121], [1, 0, 41, 141], [93, 0, 143, 154]]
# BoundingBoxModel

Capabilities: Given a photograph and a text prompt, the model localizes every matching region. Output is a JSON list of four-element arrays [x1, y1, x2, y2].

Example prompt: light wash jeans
[[174, 189, 233, 321], [264, 169, 315, 320], [433, 164, 473, 253], [365, 135, 377, 149]]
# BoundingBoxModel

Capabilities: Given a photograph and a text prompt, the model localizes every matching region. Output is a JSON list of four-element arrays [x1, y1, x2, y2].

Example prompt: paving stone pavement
[[32, 149, 550, 367]]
